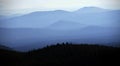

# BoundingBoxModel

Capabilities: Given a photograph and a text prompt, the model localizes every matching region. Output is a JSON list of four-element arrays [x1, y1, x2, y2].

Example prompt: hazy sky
[[0, 0, 120, 15]]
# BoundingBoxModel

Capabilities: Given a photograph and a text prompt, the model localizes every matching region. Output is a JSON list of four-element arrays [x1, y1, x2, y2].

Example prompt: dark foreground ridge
[[0, 43, 120, 66]]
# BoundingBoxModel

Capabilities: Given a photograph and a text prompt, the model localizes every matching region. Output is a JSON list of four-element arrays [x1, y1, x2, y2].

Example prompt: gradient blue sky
[[0, 0, 120, 15]]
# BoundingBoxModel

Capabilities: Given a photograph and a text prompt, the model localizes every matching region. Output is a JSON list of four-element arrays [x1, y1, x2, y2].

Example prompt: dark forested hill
[[0, 43, 120, 66]]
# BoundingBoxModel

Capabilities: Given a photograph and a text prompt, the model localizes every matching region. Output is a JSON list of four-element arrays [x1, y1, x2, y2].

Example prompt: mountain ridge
[[0, 7, 120, 28], [0, 7, 120, 51]]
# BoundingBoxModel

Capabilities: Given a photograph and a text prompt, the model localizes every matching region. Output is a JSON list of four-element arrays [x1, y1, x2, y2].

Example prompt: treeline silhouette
[[0, 43, 120, 66]]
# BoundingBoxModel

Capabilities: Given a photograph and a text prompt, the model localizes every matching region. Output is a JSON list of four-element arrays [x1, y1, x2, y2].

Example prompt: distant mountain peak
[[75, 7, 109, 14], [50, 20, 81, 26], [80, 7, 104, 10], [53, 10, 69, 13], [47, 20, 85, 30], [27, 10, 69, 15]]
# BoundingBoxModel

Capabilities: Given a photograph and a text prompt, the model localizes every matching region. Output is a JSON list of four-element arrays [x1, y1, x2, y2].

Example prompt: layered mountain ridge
[[0, 7, 120, 51]]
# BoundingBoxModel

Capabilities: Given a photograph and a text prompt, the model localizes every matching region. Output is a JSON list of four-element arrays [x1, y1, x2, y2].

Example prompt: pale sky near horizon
[[0, 0, 120, 15]]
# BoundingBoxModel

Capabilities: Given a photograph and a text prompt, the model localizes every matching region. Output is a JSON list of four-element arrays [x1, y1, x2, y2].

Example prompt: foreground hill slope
[[0, 43, 120, 66]]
